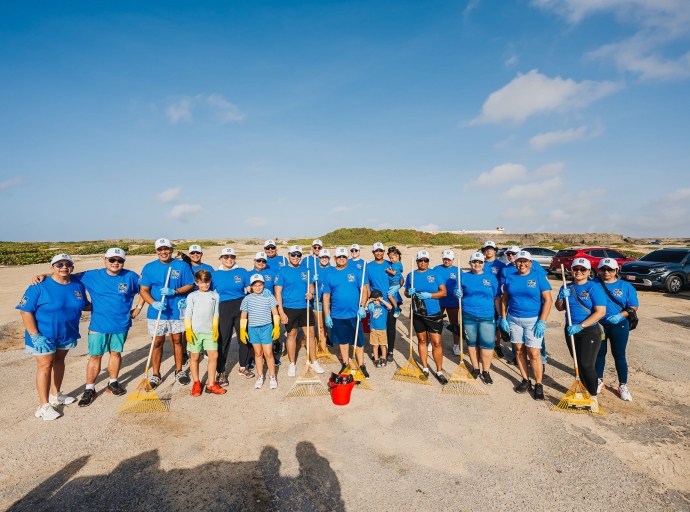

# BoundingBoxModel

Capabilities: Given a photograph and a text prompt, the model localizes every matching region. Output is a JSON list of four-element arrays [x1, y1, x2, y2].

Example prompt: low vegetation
[[289, 228, 479, 249]]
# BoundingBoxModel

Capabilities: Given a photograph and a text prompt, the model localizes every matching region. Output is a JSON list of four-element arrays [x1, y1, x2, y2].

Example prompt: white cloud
[[465, 163, 527, 188], [204, 93, 245, 123], [533, 162, 565, 177], [499, 176, 563, 200], [665, 188, 690, 202], [168, 204, 205, 221], [470, 70, 621, 125], [464, 0, 482, 16], [530, 125, 597, 150], [504, 55, 519, 67], [165, 93, 244, 124], [0, 176, 22, 190], [156, 186, 181, 203], [245, 216, 269, 228], [166, 99, 192, 123], [494, 134, 516, 149], [417, 223, 440, 232], [330, 204, 361, 214], [588, 37, 690, 80]]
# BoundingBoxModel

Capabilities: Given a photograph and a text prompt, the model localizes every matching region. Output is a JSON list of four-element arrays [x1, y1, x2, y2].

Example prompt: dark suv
[[619, 248, 690, 294]]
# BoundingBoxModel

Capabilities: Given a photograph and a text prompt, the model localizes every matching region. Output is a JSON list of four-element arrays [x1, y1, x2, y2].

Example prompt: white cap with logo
[[416, 250, 430, 260], [516, 250, 532, 261], [470, 251, 485, 262], [155, 238, 173, 249], [51, 253, 74, 265], [220, 248, 236, 258], [105, 247, 126, 260], [319, 249, 331, 258], [188, 244, 202, 253], [506, 246, 521, 254], [350, 244, 361, 251], [249, 273, 265, 283], [483, 241, 497, 249], [312, 239, 323, 247], [334, 247, 348, 257], [372, 242, 385, 252], [288, 245, 302, 254], [442, 249, 455, 260], [598, 257, 619, 269], [264, 239, 276, 248], [255, 251, 267, 260], [572, 257, 591, 269]]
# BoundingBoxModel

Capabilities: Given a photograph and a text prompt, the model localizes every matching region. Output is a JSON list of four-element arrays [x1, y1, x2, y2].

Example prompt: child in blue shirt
[[366, 289, 392, 367], [385, 247, 404, 317]]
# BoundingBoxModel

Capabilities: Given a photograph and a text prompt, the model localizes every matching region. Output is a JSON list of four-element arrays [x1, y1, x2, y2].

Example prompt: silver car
[[498, 246, 556, 271]]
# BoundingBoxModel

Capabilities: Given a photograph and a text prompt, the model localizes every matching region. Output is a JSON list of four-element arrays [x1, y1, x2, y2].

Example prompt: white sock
[[109, 379, 118, 384], [86, 384, 95, 391], [422, 367, 428, 371]]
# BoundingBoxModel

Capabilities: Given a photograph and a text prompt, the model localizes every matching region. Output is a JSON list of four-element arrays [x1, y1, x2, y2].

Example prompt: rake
[[345, 261, 373, 390], [392, 268, 432, 386], [285, 270, 329, 398], [553, 264, 605, 416], [313, 255, 339, 365], [442, 281, 487, 396], [117, 268, 172, 414]]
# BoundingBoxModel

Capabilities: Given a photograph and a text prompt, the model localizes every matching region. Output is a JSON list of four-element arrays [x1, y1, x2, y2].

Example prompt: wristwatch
[[135, 304, 143, 309]]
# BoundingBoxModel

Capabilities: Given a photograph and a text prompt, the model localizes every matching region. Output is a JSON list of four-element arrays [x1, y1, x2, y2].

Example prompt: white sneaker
[[255, 376, 264, 389], [452, 344, 460, 356], [618, 384, 633, 401], [35, 403, 60, 421], [310, 361, 325, 374], [269, 376, 278, 389], [427, 343, 432, 351], [596, 378, 604, 394], [49, 392, 76, 406], [287, 362, 296, 377], [590, 395, 599, 413]]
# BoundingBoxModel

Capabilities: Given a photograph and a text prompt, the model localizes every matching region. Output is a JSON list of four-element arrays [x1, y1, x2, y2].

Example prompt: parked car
[[497, 247, 557, 271], [549, 247, 637, 278], [619, 248, 690, 294]]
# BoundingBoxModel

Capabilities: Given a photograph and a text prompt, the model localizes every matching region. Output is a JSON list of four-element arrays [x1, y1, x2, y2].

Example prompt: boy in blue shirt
[[366, 289, 392, 368]]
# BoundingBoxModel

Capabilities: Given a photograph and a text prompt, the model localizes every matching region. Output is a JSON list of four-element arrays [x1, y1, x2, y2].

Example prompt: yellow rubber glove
[[272, 315, 281, 340], [239, 318, 248, 344], [212, 317, 219, 342], [184, 318, 196, 343]]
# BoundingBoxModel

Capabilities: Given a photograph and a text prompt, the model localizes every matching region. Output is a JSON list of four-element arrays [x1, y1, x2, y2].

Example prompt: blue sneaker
[[274, 358, 281, 366]]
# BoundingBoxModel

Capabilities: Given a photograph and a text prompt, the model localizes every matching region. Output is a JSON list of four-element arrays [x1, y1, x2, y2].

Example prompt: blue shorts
[[461, 312, 495, 350], [508, 315, 543, 349], [248, 323, 273, 345], [331, 318, 365, 347], [88, 332, 128, 356], [25, 339, 78, 356]]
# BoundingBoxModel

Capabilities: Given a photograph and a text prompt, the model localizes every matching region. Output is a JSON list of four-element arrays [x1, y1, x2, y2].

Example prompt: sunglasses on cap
[[417, 258, 429, 263], [53, 262, 74, 269], [289, 252, 302, 257], [265, 245, 276, 250], [189, 251, 201, 255], [256, 259, 267, 264], [107, 258, 125, 264], [571, 266, 588, 272]]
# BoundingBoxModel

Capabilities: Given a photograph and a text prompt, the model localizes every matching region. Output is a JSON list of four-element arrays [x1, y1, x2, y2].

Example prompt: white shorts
[[147, 319, 185, 337]]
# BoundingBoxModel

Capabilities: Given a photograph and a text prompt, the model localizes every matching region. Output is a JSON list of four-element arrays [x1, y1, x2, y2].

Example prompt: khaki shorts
[[369, 329, 387, 346]]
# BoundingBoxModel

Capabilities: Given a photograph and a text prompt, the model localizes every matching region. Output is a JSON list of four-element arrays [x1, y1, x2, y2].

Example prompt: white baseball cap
[[416, 250, 430, 260], [505, 246, 521, 254], [572, 257, 591, 269], [255, 251, 267, 260], [335, 247, 348, 257], [105, 248, 126, 260], [312, 239, 323, 247], [249, 273, 265, 284], [470, 251, 485, 262], [442, 249, 455, 260], [155, 238, 173, 249], [264, 239, 276, 248], [350, 244, 361, 251], [319, 249, 331, 258], [516, 250, 532, 261], [188, 244, 202, 253], [288, 245, 302, 254], [51, 253, 74, 265], [598, 258, 619, 269], [220, 248, 236, 258], [372, 242, 385, 252], [483, 241, 497, 250]]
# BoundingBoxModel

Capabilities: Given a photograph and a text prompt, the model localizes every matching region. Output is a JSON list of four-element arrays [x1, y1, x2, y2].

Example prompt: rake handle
[[409, 268, 414, 358], [306, 270, 310, 359], [457, 267, 463, 359], [352, 261, 367, 359], [312, 255, 323, 342], [560, 264, 580, 376], [143, 267, 172, 376]]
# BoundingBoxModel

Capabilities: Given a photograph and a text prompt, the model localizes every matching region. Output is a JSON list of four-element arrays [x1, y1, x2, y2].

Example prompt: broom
[[285, 270, 329, 397], [553, 264, 605, 416], [313, 255, 339, 365], [442, 273, 488, 396], [392, 267, 432, 386], [117, 267, 172, 414], [345, 261, 373, 390]]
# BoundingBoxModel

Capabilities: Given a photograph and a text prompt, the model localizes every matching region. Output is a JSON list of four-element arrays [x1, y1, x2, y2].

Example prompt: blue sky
[[1, 0, 689, 241]]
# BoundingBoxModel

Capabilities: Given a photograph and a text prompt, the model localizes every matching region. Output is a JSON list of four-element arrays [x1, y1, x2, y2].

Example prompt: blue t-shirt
[[593, 278, 639, 325], [275, 265, 310, 309], [323, 266, 363, 319], [140, 259, 195, 320], [484, 260, 506, 281], [189, 262, 215, 290], [388, 261, 403, 287], [558, 281, 608, 326], [266, 254, 288, 270], [460, 272, 501, 318], [365, 260, 392, 295], [315, 264, 333, 301], [300, 255, 322, 272], [212, 267, 248, 302], [246, 267, 277, 293], [16, 277, 89, 346], [434, 264, 460, 308], [502, 271, 552, 318], [404, 269, 444, 316], [74, 268, 140, 334], [348, 259, 364, 271], [501, 262, 547, 282], [368, 302, 388, 330]]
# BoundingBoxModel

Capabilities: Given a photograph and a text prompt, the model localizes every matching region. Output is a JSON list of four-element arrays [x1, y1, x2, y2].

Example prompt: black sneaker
[[374, 359, 381, 368], [421, 368, 430, 379], [436, 372, 448, 385], [481, 371, 493, 385], [106, 381, 126, 396], [380, 357, 388, 367], [533, 383, 545, 400], [149, 374, 162, 390], [471, 369, 480, 380], [495, 346, 504, 358], [515, 379, 532, 394], [78, 389, 97, 407], [326, 338, 333, 347], [360, 364, 370, 379], [175, 370, 191, 386], [182, 352, 190, 368], [339, 363, 349, 374], [386, 352, 394, 363], [216, 372, 229, 387]]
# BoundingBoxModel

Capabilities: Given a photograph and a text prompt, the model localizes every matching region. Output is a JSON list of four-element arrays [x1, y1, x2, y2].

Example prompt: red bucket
[[329, 374, 355, 406]]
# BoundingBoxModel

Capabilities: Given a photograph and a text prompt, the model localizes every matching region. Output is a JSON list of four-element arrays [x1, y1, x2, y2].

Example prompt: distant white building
[[424, 227, 505, 234]]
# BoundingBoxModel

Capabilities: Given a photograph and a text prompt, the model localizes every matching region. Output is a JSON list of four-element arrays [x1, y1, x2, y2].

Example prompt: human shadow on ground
[[8, 441, 345, 512]]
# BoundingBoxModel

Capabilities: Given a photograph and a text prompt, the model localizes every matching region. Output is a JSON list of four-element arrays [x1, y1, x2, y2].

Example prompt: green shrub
[[618, 249, 646, 259]]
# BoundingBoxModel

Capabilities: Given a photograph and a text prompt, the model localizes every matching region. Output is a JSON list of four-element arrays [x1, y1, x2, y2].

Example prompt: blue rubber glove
[[454, 288, 463, 299], [178, 298, 187, 309], [151, 301, 166, 311], [606, 313, 624, 324], [416, 292, 432, 300], [312, 273, 319, 282], [566, 324, 583, 336], [160, 287, 175, 297], [357, 306, 366, 319], [407, 287, 416, 296], [533, 320, 547, 339], [498, 318, 510, 333], [557, 288, 570, 300], [367, 303, 375, 314], [261, 289, 272, 298], [324, 315, 334, 329], [30, 334, 51, 354]]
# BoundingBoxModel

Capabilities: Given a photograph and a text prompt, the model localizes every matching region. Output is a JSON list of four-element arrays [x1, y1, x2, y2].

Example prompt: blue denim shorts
[[25, 340, 78, 356], [508, 315, 543, 349], [461, 312, 496, 350]]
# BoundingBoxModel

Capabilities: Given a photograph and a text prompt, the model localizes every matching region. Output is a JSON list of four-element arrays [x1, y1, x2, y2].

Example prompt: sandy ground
[[1, 244, 689, 511]]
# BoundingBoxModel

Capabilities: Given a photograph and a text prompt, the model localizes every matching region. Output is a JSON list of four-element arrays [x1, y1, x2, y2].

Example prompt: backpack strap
[[568, 284, 591, 315], [598, 280, 625, 313]]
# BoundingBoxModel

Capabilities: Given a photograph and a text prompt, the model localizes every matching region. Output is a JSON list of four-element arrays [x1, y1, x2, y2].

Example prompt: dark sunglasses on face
[[221, 255, 235, 259], [600, 267, 616, 272], [313, 246, 322, 250], [572, 267, 588, 272], [471, 260, 484, 264], [516, 261, 530, 265], [256, 259, 267, 264], [265, 245, 276, 250], [108, 258, 125, 264], [506, 252, 517, 256], [418, 259, 429, 263], [290, 253, 302, 257], [350, 249, 359, 253], [189, 251, 201, 255], [53, 262, 74, 269]]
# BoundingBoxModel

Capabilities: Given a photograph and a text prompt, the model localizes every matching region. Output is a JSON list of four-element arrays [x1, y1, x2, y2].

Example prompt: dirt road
[[1, 244, 689, 511]]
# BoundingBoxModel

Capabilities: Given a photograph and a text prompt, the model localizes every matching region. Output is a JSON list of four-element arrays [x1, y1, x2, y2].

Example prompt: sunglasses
[[350, 249, 359, 252], [289, 253, 302, 257], [256, 259, 267, 264], [265, 245, 276, 250], [53, 262, 74, 269], [312, 246, 322, 250], [221, 255, 235, 259], [189, 251, 201, 255], [417, 259, 429, 263], [506, 252, 517, 256], [373, 249, 384, 253], [572, 267, 588, 272], [471, 260, 484, 264], [516, 260, 530, 265], [108, 258, 125, 264], [600, 267, 616, 272]]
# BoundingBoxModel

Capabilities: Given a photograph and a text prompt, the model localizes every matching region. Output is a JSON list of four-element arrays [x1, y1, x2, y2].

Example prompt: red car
[[550, 247, 637, 278]]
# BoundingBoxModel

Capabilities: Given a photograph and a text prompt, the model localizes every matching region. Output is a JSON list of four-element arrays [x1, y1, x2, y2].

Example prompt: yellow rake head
[[345, 359, 373, 390], [441, 361, 488, 396], [553, 377, 605, 416], [391, 357, 432, 386], [285, 363, 330, 398], [116, 377, 169, 414], [316, 346, 340, 365]]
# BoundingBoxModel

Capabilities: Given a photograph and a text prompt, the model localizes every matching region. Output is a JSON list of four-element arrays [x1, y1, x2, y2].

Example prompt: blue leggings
[[595, 319, 630, 383]]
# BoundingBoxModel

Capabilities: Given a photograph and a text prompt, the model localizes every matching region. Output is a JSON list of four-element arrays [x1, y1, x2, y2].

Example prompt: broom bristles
[[316, 346, 340, 364], [441, 362, 488, 396], [285, 363, 330, 397], [392, 357, 432, 386], [346, 359, 373, 390], [553, 377, 605, 416], [116, 377, 169, 414]]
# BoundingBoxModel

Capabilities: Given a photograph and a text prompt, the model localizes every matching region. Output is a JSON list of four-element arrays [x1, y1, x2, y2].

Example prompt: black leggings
[[218, 298, 252, 373], [386, 311, 397, 352], [565, 324, 602, 396]]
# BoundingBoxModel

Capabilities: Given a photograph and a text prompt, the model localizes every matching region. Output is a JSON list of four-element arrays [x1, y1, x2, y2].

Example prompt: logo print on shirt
[[427, 275, 435, 283], [492, 267, 498, 274], [264, 274, 271, 281], [301, 272, 307, 280], [234, 276, 242, 283], [171, 270, 180, 279], [118, 283, 127, 293], [527, 280, 536, 288], [348, 274, 355, 283], [483, 279, 491, 286], [613, 289, 623, 297], [18, 296, 27, 307], [450, 273, 456, 279], [372, 308, 383, 319], [75, 291, 83, 299], [580, 291, 590, 300]]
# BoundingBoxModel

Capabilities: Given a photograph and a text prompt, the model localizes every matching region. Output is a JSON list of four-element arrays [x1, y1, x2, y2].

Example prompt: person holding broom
[[434, 249, 461, 356], [554, 257, 607, 404], [404, 250, 448, 384], [482, 241, 508, 359]]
